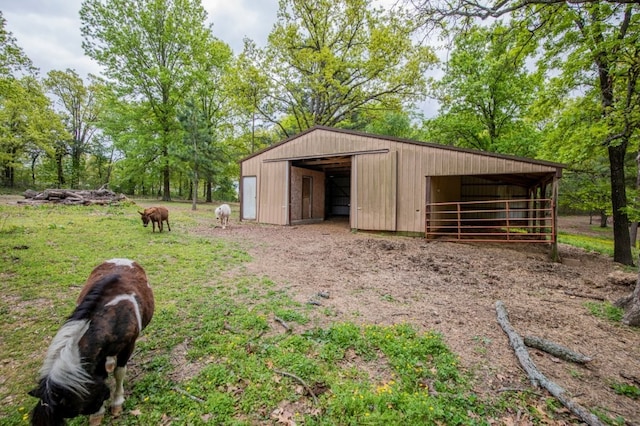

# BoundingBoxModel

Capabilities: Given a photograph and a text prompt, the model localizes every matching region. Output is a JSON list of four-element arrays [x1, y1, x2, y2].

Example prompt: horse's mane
[[70, 274, 121, 321], [39, 274, 122, 396]]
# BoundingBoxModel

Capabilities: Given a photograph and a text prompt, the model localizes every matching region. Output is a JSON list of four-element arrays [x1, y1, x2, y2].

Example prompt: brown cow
[[138, 207, 171, 232]]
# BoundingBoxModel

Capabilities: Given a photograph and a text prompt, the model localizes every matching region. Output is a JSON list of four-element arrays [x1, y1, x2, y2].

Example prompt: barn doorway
[[291, 155, 353, 222], [326, 175, 351, 218]]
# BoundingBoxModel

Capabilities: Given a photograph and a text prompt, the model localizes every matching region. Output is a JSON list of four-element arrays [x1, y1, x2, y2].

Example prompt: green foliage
[[558, 168, 612, 217], [80, 0, 230, 200], [0, 76, 68, 188], [44, 70, 103, 189], [425, 22, 543, 157], [240, 0, 437, 136], [610, 381, 640, 399], [584, 301, 624, 323]]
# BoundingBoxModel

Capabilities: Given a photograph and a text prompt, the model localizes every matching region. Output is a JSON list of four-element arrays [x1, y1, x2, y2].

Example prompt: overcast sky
[[2, 0, 439, 116], [2, 0, 281, 77]]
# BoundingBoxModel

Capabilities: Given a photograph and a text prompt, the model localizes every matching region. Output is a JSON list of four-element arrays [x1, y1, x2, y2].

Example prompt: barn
[[238, 126, 564, 247]]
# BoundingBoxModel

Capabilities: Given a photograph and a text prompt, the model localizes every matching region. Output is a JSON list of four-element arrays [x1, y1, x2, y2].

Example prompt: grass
[[0, 205, 631, 424], [584, 301, 625, 322], [609, 381, 640, 399], [0, 201, 498, 425], [557, 230, 640, 261], [557, 232, 616, 257]]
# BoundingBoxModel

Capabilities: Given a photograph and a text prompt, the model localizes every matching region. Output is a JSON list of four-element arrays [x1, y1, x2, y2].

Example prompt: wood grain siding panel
[[259, 161, 288, 225]]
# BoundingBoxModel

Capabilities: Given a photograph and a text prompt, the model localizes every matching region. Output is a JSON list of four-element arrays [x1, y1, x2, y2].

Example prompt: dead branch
[[273, 369, 318, 405], [495, 301, 605, 426], [172, 387, 205, 403], [563, 290, 606, 301], [274, 316, 291, 332], [523, 335, 592, 364]]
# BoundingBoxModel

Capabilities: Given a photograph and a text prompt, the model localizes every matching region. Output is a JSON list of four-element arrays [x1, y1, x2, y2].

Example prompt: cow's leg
[[166, 219, 171, 231], [110, 365, 127, 417]]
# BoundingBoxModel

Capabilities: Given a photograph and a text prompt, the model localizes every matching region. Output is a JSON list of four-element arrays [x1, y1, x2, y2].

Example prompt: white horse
[[215, 204, 231, 229]]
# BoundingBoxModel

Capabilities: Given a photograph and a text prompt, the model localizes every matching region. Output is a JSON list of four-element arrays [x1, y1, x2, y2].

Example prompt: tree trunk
[[56, 152, 65, 188], [599, 211, 607, 228], [609, 144, 633, 265], [206, 179, 212, 203], [622, 281, 640, 326], [615, 258, 640, 326], [629, 152, 640, 248], [71, 146, 81, 189], [162, 137, 171, 201]]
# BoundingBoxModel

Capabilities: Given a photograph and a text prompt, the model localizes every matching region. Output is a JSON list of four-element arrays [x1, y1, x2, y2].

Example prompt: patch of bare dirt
[[199, 215, 640, 424]]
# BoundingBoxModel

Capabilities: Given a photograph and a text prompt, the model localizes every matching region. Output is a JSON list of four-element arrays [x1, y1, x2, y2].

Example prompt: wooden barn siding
[[241, 129, 558, 231]]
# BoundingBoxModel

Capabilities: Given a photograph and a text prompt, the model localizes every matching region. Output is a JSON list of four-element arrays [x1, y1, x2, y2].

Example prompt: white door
[[242, 176, 257, 220]]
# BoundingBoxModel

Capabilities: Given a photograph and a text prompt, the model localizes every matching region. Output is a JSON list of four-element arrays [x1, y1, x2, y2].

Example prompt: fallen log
[[495, 301, 605, 426], [523, 335, 592, 364], [563, 290, 606, 301], [20, 187, 128, 206]]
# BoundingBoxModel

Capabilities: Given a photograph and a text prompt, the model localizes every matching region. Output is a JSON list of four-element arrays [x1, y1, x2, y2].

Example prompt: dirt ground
[[201, 215, 640, 425]]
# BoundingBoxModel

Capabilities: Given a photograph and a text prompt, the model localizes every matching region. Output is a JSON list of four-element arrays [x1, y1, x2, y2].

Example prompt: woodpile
[[20, 187, 128, 205]]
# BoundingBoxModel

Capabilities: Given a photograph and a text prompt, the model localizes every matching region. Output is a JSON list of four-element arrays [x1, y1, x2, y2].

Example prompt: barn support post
[[550, 178, 560, 262], [539, 184, 545, 235], [529, 186, 537, 235]]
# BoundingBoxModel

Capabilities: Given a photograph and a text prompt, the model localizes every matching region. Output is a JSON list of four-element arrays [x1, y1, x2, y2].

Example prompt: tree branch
[[495, 300, 606, 426]]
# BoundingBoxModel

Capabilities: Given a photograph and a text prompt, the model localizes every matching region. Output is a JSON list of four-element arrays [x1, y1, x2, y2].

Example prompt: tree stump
[[614, 256, 640, 326]]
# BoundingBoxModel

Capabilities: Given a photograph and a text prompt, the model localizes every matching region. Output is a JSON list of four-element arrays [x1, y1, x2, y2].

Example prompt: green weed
[[584, 301, 624, 322], [610, 381, 640, 399]]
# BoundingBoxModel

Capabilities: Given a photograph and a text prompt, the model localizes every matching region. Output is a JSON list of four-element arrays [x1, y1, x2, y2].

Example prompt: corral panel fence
[[425, 198, 554, 243]]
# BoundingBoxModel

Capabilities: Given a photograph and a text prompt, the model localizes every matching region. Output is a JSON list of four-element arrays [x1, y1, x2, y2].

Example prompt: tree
[[0, 11, 35, 78], [80, 0, 217, 201], [44, 69, 101, 189], [407, 0, 640, 266], [0, 76, 67, 187], [189, 38, 234, 203], [363, 110, 427, 140], [228, 39, 275, 154], [425, 23, 543, 157], [241, 0, 438, 137]]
